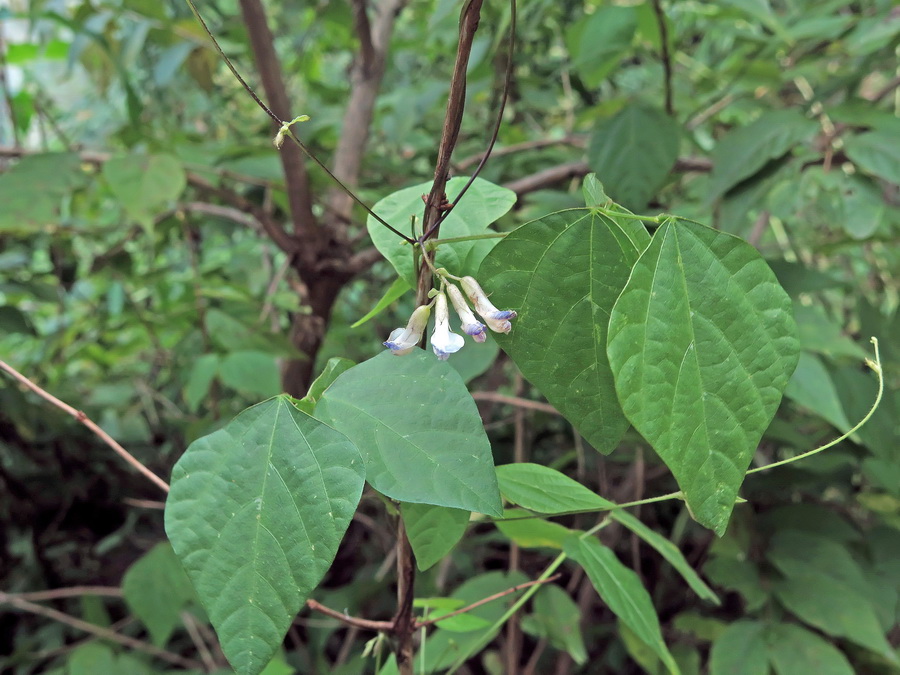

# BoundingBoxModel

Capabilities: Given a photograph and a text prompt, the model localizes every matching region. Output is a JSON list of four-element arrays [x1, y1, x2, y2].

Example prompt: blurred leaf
[[709, 620, 768, 675], [0, 153, 86, 232], [448, 332, 500, 383], [784, 352, 852, 432], [709, 111, 817, 200], [317, 351, 503, 516], [844, 130, 900, 185], [566, 6, 637, 87], [67, 643, 117, 675], [218, 351, 281, 399], [0, 306, 35, 335], [522, 585, 587, 664], [607, 218, 799, 534], [102, 154, 186, 226], [165, 397, 365, 675], [184, 354, 220, 413], [587, 105, 680, 210], [765, 623, 854, 675], [480, 209, 649, 453], [401, 502, 469, 571], [122, 542, 196, 646]]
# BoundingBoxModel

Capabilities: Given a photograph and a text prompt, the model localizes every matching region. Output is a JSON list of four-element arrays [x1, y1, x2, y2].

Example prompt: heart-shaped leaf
[[607, 218, 799, 534], [165, 396, 364, 675], [479, 209, 649, 452], [316, 350, 503, 516]]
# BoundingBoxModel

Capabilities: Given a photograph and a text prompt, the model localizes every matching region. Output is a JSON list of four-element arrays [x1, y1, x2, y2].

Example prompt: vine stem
[[182, 0, 414, 244], [0, 360, 170, 493]]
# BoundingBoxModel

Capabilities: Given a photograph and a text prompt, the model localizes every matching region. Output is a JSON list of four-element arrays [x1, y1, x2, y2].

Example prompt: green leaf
[[316, 351, 503, 516], [566, 6, 638, 87], [765, 623, 854, 675], [165, 396, 365, 675], [773, 575, 893, 659], [522, 584, 587, 664], [479, 209, 649, 453], [366, 177, 516, 286], [184, 354, 220, 413], [0, 306, 35, 335], [448, 332, 500, 384], [565, 536, 679, 674], [587, 105, 680, 210], [351, 277, 411, 328], [218, 351, 281, 399], [844, 130, 900, 185], [495, 508, 573, 549], [293, 357, 355, 414], [611, 511, 719, 604], [709, 110, 817, 200], [122, 542, 196, 646], [497, 463, 614, 513], [0, 153, 87, 232], [784, 352, 852, 433], [401, 502, 469, 571], [67, 643, 118, 675], [102, 154, 186, 225], [582, 173, 611, 207], [607, 218, 799, 534], [709, 620, 768, 675], [794, 304, 870, 360]]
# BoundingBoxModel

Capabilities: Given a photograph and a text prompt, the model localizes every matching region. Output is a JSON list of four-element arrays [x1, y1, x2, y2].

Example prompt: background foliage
[[1, 0, 899, 673]]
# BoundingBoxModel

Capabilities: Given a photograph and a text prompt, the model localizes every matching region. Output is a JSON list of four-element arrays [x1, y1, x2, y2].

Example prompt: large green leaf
[[607, 218, 798, 534], [479, 209, 649, 453], [495, 508, 573, 549], [122, 542, 196, 646], [316, 351, 503, 516], [102, 153, 186, 226], [565, 536, 679, 674], [165, 396, 365, 675], [709, 110, 817, 200], [400, 502, 469, 571], [844, 130, 900, 185], [566, 5, 638, 87], [587, 105, 680, 211], [366, 177, 516, 286]]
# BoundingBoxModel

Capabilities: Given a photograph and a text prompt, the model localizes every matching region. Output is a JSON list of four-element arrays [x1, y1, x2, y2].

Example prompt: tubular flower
[[460, 276, 517, 334], [431, 292, 465, 360], [384, 304, 431, 355], [446, 284, 487, 343]]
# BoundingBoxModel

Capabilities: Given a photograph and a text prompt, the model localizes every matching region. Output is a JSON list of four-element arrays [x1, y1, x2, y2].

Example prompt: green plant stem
[[425, 232, 507, 249], [445, 519, 611, 674], [747, 337, 883, 474], [597, 207, 660, 224]]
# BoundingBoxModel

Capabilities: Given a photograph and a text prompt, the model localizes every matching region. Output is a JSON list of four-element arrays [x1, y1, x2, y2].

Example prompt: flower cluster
[[383, 275, 517, 360]]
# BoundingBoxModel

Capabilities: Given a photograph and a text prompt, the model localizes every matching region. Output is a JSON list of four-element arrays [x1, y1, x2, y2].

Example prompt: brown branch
[[0, 592, 201, 670], [651, 0, 674, 116], [328, 0, 407, 233], [471, 391, 559, 415], [871, 73, 900, 103], [12, 586, 122, 602], [454, 136, 587, 171], [238, 0, 316, 240], [305, 599, 394, 632], [414, 574, 561, 629], [393, 518, 417, 675], [0, 360, 170, 493], [503, 156, 713, 198]]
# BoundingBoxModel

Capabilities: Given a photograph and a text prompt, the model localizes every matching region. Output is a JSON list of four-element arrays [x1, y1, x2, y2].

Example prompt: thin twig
[[0, 361, 170, 493], [11, 587, 122, 602], [305, 599, 393, 632], [417, 574, 561, 629], [0, 593, 201, 670], [453, 135, 586, 171], [181, 610, 219, 672], [471, 391, 559, 415], [651, 0, 674, 116]]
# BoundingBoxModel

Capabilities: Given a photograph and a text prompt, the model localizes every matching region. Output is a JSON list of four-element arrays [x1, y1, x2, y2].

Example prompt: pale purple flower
[[446, 284, 487, 343], [460, 276, 517, 334], [384, 305, 431, 355], [431, 292, 465, 360]]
